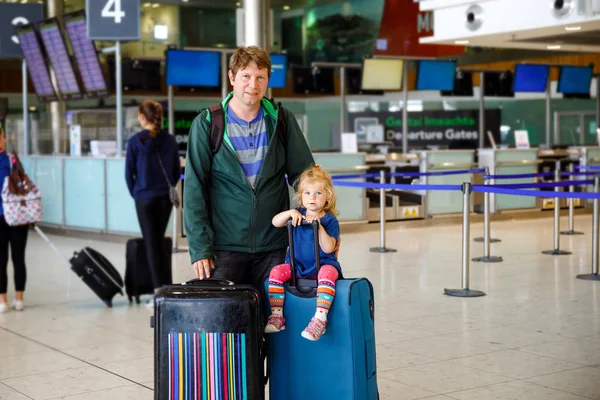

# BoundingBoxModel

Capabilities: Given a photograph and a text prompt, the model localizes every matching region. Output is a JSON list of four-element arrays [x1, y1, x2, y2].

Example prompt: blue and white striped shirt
[[226, 105, 268, 188]]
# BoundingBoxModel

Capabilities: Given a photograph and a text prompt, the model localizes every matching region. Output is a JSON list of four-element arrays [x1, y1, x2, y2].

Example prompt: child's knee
[[318, 265, 339, 282], [269, 264, 292, 281]]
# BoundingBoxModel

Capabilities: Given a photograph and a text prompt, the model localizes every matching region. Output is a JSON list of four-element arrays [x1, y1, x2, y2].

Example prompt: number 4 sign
[[102, 0, 126, 24], [86, 0, 140, 41]]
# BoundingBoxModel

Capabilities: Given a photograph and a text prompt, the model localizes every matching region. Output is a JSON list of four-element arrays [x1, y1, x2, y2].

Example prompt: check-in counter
[[569, 146, 600, 207], [478, 149, 539, 213], [415, 150, 476, 216], [19, 156, 165, 235]]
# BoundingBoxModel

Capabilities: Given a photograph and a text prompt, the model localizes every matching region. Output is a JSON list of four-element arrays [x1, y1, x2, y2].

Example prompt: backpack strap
[[208, 103, 225, 154], [275, 102, 287, 151]]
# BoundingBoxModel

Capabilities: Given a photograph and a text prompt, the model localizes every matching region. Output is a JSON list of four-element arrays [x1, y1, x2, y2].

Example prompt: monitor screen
[[484, 71, 514, 97], [269, 54, 287, 88], [361, 58, 403, 91], [558, 65, 593, 94], [416, 60, 456, 91], [441, 70, 473, 97], [14, 24, 57, 102], [513, 64, 549, 93], [346, 68, 383, 95], [313, 67, 334, 94], [63, 10, 108, 98], [37, 17, 82, 101], [107, 57, 162, 92], [292, 65, 314, 94], [166, 50, 220, 87]]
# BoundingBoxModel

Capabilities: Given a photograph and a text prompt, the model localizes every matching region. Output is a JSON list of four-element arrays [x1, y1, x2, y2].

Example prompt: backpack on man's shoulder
[[206, 99, 287, 155]]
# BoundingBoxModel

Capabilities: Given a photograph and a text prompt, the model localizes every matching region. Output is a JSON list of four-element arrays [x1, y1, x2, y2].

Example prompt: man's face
[[228, 61, 269, 109]]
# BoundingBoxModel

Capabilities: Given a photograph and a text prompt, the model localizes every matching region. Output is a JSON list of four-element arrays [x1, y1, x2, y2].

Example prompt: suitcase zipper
[[81, 248, 124, 291]]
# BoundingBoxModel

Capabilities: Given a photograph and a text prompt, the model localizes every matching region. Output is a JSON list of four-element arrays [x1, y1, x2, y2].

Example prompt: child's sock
[[315, 277, 336, 322], [268, 278, 285, 316]]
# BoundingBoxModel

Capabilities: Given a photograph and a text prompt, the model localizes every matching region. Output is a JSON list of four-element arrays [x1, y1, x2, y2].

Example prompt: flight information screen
[[38, 18, 82, 100], [14, 24, 57, 102], [63, 10, 108, 98]]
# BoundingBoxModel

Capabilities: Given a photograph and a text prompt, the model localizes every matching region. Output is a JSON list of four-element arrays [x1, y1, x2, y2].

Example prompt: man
[[184, 46, 314, 298]]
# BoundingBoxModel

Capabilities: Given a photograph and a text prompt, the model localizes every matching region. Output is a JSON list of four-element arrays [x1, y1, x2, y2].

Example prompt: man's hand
[[193, 259, 215, 280]]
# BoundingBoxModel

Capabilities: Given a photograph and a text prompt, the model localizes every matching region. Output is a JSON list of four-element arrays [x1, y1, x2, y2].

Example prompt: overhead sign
[[374, 0, 463, 58], [0, 3, 43, 58], [86, 0, 141, 41], [349, 110, 501, 149]]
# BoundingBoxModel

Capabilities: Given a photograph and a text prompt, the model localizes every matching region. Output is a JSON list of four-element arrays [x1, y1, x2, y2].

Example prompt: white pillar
[[244, 0, 267, 48], [47, 0, 66, 155]]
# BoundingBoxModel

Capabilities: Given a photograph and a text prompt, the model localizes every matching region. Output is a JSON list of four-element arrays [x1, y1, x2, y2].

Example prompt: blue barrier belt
[[331, 173, 380, 180], [485, 172, 553, 180], [491, 180, 593, 189], [333, 180, 462, 191], [473, 185, 600, 199]]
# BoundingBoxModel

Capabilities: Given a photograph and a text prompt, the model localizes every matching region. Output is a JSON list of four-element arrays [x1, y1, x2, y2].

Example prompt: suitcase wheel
[[127, 296, 132, 304], [135, 296, 141, 305], [104, 300, 113, 308]]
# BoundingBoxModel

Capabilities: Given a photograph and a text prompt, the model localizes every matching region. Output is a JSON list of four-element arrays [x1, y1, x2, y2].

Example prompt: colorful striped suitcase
[[265, 220, 379, 400], [153, 279, 265, 400]]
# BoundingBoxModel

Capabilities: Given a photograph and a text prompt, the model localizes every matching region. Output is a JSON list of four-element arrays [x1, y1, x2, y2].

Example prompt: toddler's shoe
[[11, 300, 24, 312], [265, 314, 286, 333], [0, 302, 7, 314], [301, 317, 327, 341]]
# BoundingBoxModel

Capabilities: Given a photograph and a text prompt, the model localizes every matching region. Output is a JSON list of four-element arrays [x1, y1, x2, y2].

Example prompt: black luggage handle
[[183, 278, 235, 286], [287, 218, 320, 288]]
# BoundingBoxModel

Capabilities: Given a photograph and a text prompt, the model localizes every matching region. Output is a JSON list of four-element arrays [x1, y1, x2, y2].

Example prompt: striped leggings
[[267, 264, 339, 316]]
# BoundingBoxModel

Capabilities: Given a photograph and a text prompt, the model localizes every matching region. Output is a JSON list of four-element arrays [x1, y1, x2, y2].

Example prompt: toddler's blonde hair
[[295, 165, 339, 216]]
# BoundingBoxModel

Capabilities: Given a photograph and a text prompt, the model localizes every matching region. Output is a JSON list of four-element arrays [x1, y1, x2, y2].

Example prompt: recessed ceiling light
[[236, 2, 241, 6], [565, 26, 581, 31], [283, 5, 290, 10], [152, 3, 159, 7], [143, 2, 151, 6], [455, 40, 469, 44], [182, 0, 189, 2], [547, 45, 561, 49]]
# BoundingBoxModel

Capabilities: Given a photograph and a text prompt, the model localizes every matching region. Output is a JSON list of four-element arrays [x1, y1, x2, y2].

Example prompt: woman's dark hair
[[138, 100, 163, 139]]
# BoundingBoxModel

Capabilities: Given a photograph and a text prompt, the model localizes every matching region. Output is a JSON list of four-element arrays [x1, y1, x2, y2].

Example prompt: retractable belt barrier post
[[542, 160, 572, 256], [577, 176, 600, 281], [473, 169, 503, 263], [474, 169, 501, 244], [370, 170, 397, 253], [444, 183, 486, 298], [561, 163, 584, 236]]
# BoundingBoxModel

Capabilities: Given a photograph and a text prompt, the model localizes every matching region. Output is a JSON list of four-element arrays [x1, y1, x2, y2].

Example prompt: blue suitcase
[[265, 220, 378, 400]]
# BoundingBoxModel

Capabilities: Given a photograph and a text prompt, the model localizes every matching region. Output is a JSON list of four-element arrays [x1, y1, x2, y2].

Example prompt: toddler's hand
[[303, 215, 320, 224], [290, 209, 303, 226]]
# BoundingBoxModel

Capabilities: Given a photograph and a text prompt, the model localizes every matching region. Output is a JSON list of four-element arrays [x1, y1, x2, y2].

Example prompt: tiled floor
[[0, 214, 599, 399]]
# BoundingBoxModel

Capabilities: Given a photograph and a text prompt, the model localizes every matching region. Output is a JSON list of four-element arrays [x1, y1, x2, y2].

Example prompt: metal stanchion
[[370, 170, 397, 253], [561, 163, 584, 235], [444, 183, 486, 297], [577, 176, 600, 281], [472, 176, 503, 262], [542, 160, 572, 255], [474, 168, 501, 244]]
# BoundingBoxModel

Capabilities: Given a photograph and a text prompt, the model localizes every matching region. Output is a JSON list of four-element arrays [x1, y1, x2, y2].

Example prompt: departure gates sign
[[349, 110, 501, 148]]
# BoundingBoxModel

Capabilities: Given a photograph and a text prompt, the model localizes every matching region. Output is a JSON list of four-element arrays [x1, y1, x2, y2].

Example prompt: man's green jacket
[[184, 94, 314, 264]]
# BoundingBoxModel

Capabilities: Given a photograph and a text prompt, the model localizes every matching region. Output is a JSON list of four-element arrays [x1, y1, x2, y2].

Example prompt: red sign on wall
[[374, 0, 464, 58]]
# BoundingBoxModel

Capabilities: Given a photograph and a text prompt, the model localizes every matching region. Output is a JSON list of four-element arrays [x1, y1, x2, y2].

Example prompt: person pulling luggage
[[265, 165, 341, 341]]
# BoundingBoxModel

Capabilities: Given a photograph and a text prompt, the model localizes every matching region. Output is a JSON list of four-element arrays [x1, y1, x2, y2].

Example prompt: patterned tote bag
[[1, 153, 43, 226]]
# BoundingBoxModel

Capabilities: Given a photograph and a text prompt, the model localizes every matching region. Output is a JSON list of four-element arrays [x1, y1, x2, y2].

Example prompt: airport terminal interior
[[0, 0, 600, 399]]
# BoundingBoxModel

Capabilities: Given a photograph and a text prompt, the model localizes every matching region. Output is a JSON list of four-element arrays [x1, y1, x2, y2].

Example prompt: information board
[[0, 3, 44, 58], [38, 18, 82, 100], [64, 10, 108, 98], [14, 23, 57, 102]]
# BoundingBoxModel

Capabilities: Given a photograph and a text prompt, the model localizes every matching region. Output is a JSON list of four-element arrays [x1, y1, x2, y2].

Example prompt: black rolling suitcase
[[152, 279, 265, 400], [35, 226, 124, 308], [125, 237, 172, 304]]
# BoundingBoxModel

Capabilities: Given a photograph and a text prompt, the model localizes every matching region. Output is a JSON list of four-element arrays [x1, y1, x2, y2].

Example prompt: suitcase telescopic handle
[[287, 218, 320, 288], [183, 278, 235, 286]]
